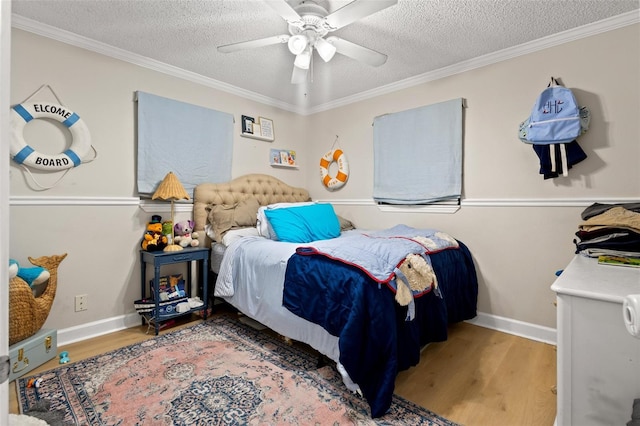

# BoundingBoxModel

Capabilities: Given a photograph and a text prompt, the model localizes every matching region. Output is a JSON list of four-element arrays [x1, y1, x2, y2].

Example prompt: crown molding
[[10, 15, 306, 115], [12, 11, 639, 116], [307, 10, 640, 114]]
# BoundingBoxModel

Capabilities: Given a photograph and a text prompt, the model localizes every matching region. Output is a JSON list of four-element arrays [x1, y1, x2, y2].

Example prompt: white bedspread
[[214, 236, 341, 363]]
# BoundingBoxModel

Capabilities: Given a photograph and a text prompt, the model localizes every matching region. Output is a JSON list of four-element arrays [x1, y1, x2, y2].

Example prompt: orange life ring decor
[[320, 148, 349, 190]]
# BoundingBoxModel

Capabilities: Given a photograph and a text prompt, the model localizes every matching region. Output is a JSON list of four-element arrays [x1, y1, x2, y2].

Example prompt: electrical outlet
[[75, 294, 88, 312]]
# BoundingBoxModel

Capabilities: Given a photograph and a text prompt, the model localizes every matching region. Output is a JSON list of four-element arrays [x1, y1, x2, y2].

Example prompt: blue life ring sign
[[10, 102, 92, 171]]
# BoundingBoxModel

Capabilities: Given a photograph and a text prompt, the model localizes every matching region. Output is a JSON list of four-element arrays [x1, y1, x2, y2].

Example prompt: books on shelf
[[134, 297, 188, 318], [270, 148, 297, 167], [597, 255, 640, 268], [150, 274, 186, 300]]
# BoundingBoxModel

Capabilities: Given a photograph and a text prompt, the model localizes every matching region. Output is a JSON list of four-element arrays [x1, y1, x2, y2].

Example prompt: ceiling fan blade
[[325, 36, 388, 67], [324, 0, 397, 30], [217, 34, 290, 53], [291, 64, 308, 84], [264, 0, 303, 26]]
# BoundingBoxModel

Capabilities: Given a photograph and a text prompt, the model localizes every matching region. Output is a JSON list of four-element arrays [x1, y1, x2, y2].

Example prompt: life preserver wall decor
[[320, 148, 349, 190], [10, 102, 93, 171]]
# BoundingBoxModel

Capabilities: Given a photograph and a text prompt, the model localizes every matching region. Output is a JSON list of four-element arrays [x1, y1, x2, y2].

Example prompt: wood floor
[[395, 322, 557, 426], [9, 311, 557, 425]]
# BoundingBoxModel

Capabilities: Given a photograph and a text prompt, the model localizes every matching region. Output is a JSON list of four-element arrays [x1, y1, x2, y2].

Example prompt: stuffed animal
[[141, 216, 168, 251], [394, 253, 437, 306], [174, 220, 200, 248], [162, 221, 173, 241], [9, 259, 50, 287]]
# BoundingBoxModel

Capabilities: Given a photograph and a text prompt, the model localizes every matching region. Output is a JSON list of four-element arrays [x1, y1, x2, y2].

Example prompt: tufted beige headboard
[[193, 174, 311, 245]]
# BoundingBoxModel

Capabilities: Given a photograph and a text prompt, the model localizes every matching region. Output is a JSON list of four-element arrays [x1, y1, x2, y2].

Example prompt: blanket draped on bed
[[283, 230, 478, 418], [295, 224, 459, 295]]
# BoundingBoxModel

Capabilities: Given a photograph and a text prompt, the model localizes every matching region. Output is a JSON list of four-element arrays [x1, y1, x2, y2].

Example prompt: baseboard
[[466, 312, 557, 345], [56, 310, 557, 347], [57, 313, 141, 346]]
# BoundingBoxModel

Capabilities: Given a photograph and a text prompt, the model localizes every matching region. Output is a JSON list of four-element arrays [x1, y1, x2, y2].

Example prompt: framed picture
[[258, 117, 274, 140], [241, 115, 254, 134]]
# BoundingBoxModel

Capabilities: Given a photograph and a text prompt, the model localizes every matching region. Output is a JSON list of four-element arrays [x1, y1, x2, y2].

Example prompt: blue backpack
[[519, 78, 589, 144]]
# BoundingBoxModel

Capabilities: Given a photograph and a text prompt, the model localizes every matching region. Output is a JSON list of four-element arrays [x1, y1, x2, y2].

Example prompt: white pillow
[[221, 227, 260, 246], [204, 223, 216, 241], [257, 202, 316, 240]]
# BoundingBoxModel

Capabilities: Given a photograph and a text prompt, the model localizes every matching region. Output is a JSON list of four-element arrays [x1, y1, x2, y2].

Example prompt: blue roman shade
[[136, 91, 233, 198], [373, 98, 463, 205]]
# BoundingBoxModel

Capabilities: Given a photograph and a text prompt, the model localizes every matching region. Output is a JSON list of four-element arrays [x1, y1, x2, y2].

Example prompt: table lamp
[[151, 172, 190, 252]]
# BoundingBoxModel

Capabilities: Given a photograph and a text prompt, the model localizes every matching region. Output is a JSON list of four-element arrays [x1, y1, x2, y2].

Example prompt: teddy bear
[[9, 258, 50, 287], [394, 253, 437, 306], [141, 215, 168, 251], [174, 220, 200, 248]]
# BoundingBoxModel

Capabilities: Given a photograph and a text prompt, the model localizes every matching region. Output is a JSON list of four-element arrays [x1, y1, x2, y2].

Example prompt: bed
[[193, 174, 478, 418]]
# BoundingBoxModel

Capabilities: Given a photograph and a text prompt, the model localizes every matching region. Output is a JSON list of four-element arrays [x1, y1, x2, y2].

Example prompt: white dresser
[[551, 255, 640, 425]]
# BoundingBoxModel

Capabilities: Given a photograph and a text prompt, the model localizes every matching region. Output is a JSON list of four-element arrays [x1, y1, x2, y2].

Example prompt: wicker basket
[[9, 254, 66, 346]]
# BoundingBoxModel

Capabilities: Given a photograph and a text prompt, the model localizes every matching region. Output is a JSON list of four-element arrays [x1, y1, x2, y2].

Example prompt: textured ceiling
[[11, 0, 640, 113]]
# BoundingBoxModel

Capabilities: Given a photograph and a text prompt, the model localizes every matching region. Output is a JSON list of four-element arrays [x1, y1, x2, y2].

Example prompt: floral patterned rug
[[17, 315, 457, 425]]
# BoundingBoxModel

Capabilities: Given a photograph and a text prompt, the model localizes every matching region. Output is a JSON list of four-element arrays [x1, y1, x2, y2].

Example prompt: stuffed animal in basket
[[9, 259, 50, 287], [174, 220, 200, 248], [10, 254, 67, 345], [394, 253, 437, 306], [141, 215, 168, 252]]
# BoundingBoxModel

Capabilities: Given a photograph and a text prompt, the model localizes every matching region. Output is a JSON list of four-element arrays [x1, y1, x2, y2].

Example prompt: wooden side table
[[139, 247, 210, 335]]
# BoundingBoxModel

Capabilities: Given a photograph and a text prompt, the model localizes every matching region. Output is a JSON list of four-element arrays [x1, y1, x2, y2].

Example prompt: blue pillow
[[264, 203, 340, 243]]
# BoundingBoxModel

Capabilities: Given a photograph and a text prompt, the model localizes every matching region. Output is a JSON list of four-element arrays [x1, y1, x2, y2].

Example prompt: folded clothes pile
[[574, 202, 640, 258]]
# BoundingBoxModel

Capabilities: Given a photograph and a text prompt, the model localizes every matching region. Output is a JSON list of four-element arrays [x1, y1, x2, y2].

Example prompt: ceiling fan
[[217, 0, 398, 84]]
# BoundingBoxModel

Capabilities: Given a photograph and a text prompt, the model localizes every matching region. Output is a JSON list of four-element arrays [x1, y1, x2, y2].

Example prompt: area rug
[[17, 315, 457, 425]]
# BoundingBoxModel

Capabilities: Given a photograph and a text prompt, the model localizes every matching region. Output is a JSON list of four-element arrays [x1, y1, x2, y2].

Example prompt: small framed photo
[[258, 117, 274, 140], [241, 115, 255, 134]]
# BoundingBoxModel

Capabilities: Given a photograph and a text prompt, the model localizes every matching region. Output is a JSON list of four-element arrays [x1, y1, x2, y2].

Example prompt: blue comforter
[[283, 238, 478, 418]]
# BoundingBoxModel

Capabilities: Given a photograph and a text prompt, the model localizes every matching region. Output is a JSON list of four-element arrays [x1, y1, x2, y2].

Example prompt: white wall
[[8, 29, 308, 332], [7, 23, 639, 340], [305, 24, 640, 330], [1, 0, 11, 420]]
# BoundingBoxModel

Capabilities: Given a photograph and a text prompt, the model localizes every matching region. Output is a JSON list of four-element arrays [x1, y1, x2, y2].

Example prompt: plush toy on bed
[[394, 253, 437, 306], [141, 215, 168, 252], [174, 220, 200, 248]]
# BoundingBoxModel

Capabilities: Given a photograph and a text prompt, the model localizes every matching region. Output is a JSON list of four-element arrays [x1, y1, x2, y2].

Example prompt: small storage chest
[[8, 328, 57, 382]]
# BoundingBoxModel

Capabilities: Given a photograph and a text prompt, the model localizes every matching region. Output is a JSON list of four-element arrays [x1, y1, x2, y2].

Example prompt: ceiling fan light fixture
[[294, 49, 312, 70], [291, 64, 308, 84], [287, 34, 308, 55], [315, 37, 337, 62]]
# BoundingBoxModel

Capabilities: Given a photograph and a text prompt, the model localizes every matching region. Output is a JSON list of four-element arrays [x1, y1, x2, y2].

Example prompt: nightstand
[[139, 247, 210, 335]]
